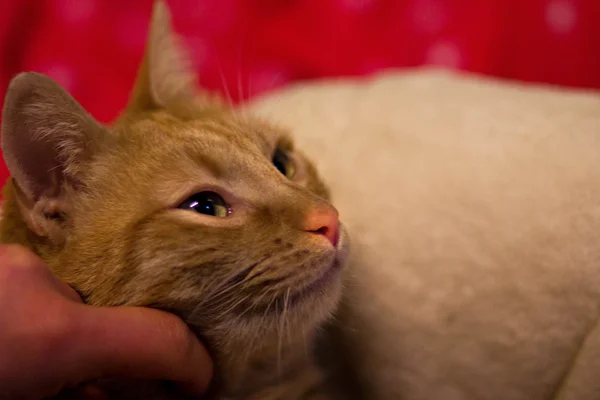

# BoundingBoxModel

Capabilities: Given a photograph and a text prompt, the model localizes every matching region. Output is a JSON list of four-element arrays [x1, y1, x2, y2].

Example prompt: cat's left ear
[[2, 72, 109, 242], [126, 0, 199, 112]]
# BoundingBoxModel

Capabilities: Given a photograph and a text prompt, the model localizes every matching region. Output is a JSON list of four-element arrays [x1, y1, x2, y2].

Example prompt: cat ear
[[127, 0, 198, 112], [1, 72, 107, 238]]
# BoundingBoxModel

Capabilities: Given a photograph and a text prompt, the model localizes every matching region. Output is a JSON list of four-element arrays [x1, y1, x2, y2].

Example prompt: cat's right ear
[[1, 72, 108, 240], [126, 0, 199, 113]]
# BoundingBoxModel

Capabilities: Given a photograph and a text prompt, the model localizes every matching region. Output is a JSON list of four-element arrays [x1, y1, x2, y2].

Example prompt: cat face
[[74, 108, 348, 334], [0, 0, 348, 364]]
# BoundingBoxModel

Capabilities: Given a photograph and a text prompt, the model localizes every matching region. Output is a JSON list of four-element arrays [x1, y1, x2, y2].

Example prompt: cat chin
[[199, 278, 341, 350], [217, 261, 343, 338], [288, 259, 343, 306], [259, 275, 342, 337], [235, 261, 343, 317]]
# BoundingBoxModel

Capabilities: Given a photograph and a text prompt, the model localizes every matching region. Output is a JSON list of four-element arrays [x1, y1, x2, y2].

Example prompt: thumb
[[70, 305, 213, 395]]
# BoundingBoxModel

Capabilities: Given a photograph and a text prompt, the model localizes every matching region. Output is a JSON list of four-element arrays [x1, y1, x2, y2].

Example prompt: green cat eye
[[272, 148, 296, 179], [178, 191, 229, 217]]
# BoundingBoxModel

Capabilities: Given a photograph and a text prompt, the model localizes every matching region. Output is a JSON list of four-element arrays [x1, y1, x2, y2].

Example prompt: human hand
[[0, 244, 213, 399]]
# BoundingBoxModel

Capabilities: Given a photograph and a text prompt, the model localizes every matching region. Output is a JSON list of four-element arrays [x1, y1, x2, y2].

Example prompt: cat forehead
[[83, 110, 300, 210], [104, 109, 293, 191], [118, 109, 284, 154]]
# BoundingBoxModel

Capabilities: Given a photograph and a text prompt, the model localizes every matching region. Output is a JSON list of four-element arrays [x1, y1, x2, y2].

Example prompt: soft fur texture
[[248, 70, 600, 399], [0, 2, 349, 399]]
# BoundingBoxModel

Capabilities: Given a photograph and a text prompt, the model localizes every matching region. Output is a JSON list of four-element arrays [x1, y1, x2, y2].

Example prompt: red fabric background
[[0, 0, 599, 182]]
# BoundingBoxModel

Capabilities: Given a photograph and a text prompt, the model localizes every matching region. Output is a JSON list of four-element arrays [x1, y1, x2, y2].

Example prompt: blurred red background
[[0, 0, 598, 181]]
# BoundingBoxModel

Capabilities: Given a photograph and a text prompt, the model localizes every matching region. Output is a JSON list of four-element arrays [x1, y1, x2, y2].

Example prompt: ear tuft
[[128, 0, 198, 112], [1, 72, 106, 201]]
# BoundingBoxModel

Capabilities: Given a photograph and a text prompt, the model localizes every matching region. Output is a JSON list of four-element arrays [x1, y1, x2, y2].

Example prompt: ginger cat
[[0, 2, 350, 398]]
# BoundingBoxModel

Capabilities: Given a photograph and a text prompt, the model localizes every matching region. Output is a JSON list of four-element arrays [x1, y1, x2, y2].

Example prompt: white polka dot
[[55, 0, 97, 24], [411, 0, 446, 34], [425, 40, 462, 69], [545, 0, 577, 34], [40, 64, 76, 91], [338, 0, 377, 12]]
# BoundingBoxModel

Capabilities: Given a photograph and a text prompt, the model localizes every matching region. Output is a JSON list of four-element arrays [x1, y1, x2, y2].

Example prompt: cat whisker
[[216, 57, 235, 112], [236, 31, 245, 105], [275, 297, 283, 379], [282, 287, 292, 353], [187, 276, 249, 322], [191, 258, 265, 317], [213, 292, 253, 321], [247, 71, 253, 101], [229, 289, 270, 326], [209, 281, 250, 305], [276, 287, 291, 380], [241, 256, 271, 282], [262, 293, 278, 326], [194, 289, 252, 325], [209, 278, 246, 301]]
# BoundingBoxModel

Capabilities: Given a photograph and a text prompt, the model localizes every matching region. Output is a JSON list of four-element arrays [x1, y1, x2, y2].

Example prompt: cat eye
[[178, 191, 230, 217], [272, 148, 296, 179]]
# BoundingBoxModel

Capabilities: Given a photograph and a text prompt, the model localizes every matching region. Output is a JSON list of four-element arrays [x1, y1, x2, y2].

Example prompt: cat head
[[0, 0, 348, 385]]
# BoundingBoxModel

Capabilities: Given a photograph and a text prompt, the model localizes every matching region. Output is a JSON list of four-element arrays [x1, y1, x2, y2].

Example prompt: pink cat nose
[[304, 206, 340, 246]]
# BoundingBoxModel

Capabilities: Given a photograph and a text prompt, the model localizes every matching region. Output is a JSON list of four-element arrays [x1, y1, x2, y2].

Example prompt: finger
[[0, 244, 81, 303], [71, 305, 213, 395], [45, 273, 83, 304]]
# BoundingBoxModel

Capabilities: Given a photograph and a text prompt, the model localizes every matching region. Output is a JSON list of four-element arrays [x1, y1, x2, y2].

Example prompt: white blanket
[[248, 68, 600, 400]]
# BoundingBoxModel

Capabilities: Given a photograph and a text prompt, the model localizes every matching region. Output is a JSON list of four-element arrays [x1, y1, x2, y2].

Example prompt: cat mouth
[[223, 225, 348, 316], [236, 257, 342, 316], [272, 226, 348, 309], [294, 259, 342, 298], [271, 257, 343, 312]]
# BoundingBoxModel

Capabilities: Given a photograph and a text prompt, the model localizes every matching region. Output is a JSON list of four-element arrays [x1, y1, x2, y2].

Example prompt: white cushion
[[248, 68, 600, 400]]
